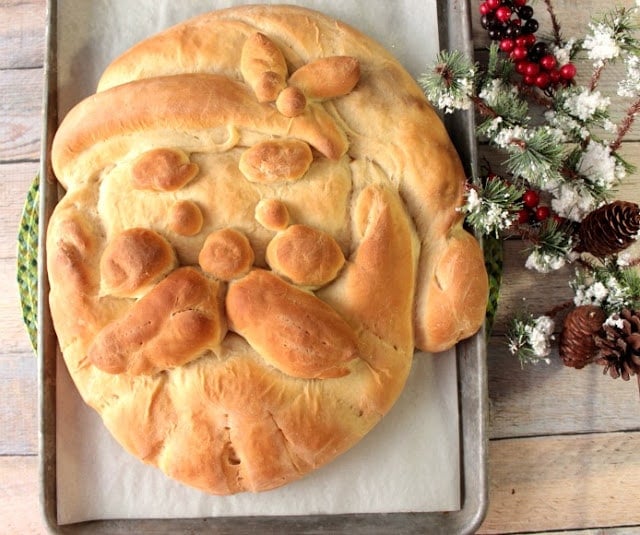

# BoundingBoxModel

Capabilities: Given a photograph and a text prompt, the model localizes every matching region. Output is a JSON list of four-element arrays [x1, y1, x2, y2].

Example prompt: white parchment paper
[[54, 0, 461, 524]]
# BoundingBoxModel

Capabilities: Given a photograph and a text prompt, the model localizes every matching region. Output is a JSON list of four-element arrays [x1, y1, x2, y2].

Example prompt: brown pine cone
[[594, 309, 640, 380], [576, 201, 640, 258], [559, 305, 606, 369]]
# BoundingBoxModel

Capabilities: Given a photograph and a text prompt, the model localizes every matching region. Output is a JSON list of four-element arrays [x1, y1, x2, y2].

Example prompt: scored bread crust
[[47, 5, 488, 494]]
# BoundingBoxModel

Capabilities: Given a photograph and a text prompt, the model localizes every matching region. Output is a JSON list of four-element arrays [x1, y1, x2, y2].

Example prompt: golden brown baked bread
[[46, 4, 488, 494]]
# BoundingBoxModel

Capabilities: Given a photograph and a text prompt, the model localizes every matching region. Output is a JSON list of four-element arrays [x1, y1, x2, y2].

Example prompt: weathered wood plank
[[0, 0, 46, 70], [486, 336, 640, 439], [0, 353, 38, 455], [1, 254, 36, 357], [0, 455, 46, 534], [478, 431, 640, 534], [1, 161, 40, 259], [0, 68, 44, 162]]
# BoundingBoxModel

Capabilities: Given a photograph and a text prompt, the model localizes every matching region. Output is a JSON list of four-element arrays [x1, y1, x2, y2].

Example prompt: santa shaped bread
[[47, 5, 488, 494]]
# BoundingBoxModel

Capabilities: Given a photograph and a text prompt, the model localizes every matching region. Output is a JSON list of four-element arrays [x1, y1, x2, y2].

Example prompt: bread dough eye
[[254, 199, 290, 231], [168, 200, 204, 237]]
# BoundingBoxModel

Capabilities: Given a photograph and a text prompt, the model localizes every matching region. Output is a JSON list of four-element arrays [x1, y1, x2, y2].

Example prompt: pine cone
[[594, 309, 640, 380], [577, 201, 640, 258], [559, 305, 606, 369]]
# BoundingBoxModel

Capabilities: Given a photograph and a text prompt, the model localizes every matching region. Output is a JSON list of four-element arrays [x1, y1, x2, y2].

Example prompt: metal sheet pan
[[38, 1, 488, 532]]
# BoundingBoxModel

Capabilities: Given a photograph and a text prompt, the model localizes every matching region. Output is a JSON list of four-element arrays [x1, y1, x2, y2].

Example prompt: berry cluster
[[479, 0, 577, 90], [517, 188, 554, 225]]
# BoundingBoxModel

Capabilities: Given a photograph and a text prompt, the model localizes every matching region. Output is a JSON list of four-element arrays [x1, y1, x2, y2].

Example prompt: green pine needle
[[503, 127, 566, 188]]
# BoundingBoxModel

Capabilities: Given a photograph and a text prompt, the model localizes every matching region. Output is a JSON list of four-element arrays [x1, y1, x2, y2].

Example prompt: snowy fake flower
[[617, 252, 633, 267], [576, 140, 626, 188], [574, 280, 610, 307], [552, 38, 577, 66], [562, 89, 610, 121], [545, 89, 610, 141], [465, 187, 482, 210], [525, 249, 567, 273], [572, 273, 633, 313], [526, 316, 555, 360], [478, 78, 504, 103], [508, 314, 555, 365], [545, 110, 589, 140], [462, 185, 515, 236], [479, 77, 520, 107], [550, 180, 599, 222], [582, 22, 622, 65], [434, 77, 474, 114], [493, 125, 527, 149], [618, 54, 640, 97], [605, 313, 625, 330]]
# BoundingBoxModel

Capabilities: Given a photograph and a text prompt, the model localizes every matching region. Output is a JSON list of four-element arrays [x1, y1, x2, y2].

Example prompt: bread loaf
[[47, 4, 488, 494]]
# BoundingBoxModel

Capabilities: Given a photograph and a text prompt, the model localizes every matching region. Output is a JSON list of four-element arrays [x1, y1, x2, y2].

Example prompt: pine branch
[[610, 96, 640, 152], [542, 0, 564, 47], [516, 83, 555, 108], [590, 62, 606, 91], [471, 95, 499, 119]]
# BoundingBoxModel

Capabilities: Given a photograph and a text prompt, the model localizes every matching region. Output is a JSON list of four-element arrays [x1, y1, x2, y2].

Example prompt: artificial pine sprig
[[462, 177, 525, 236], [571, 258, 640, 315], [583, 5, 640, 68], [418, 50, 477, 114], [522, 218, 574, 273], [500, 125, 567, 188], [507, 312, 555, 366]]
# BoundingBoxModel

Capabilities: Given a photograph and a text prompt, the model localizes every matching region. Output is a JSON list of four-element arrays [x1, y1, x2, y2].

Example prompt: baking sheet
[[38, 0, 488, 533]]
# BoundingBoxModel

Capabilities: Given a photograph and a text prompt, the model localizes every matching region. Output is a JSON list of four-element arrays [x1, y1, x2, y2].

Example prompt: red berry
[[535, 205, 551, 221], [500, 38, 515, 52], [525, 34, 537, 46], [517, 209, 530, 225], [539, 54, 557, 71], [515, 36, 529, 48], [524, 62, 540, 76], [552, 214, 565, 225], [486, 0, 501, 10], [515, 60, 529, 74], [522, 189, 540, 208], [513, 0, 527, 6], [549, 69, 562, 84], [495, 6, 512, 22], [560, 63, 577, 80], [479, 2, 491, 15], [535, 72, 551, 89], [511, 46, 529, 61], [523, 74, 537, 86]]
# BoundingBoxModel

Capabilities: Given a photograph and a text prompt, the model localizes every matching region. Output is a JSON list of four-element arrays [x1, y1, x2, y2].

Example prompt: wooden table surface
[[1, 0, 639, 533]]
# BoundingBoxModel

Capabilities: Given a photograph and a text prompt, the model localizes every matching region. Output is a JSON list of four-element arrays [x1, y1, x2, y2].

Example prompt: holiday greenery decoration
[[420, 0, 640, 391]]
